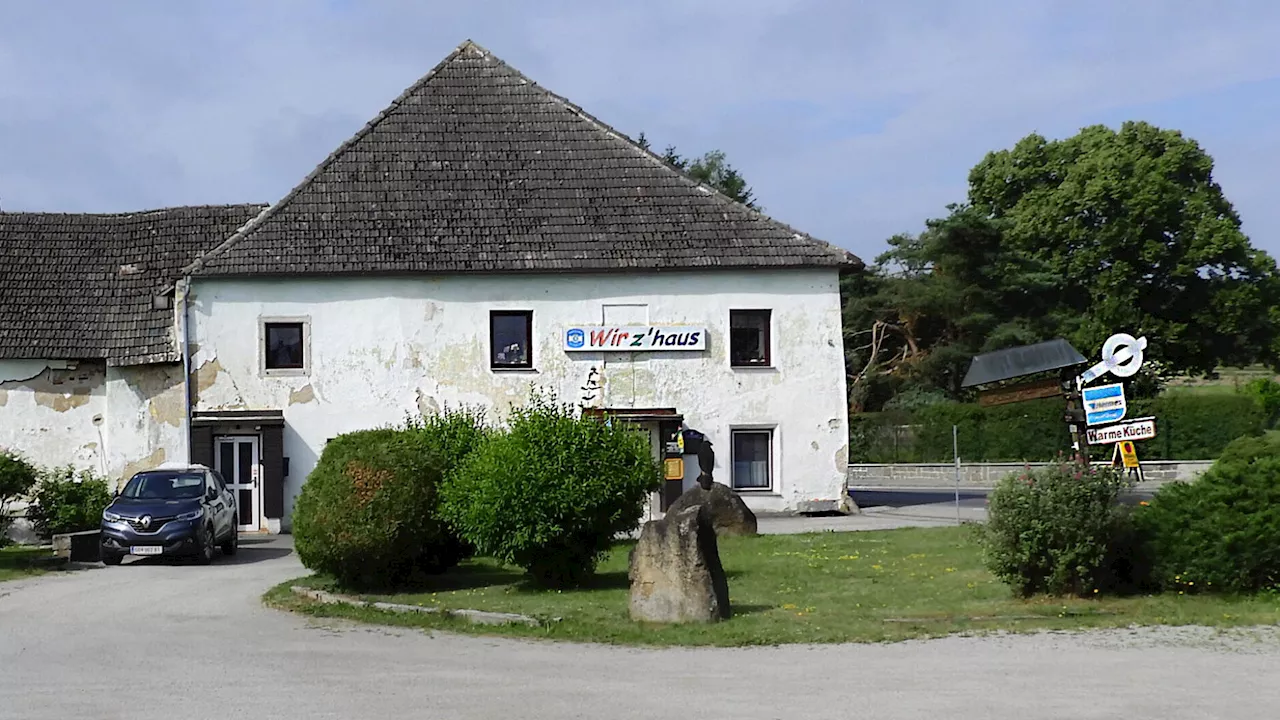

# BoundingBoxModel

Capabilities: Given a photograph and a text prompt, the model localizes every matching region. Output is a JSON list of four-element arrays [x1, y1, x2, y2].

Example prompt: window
[[731, 429, 773, 490], [729, 309, 771, 366], [490, 310, 533, 369], [263, 321, 307, 372]]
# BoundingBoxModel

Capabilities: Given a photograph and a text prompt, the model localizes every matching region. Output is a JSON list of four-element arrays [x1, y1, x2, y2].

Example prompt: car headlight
[[103, 509, 123, 522], [176, 508, 204, 522]]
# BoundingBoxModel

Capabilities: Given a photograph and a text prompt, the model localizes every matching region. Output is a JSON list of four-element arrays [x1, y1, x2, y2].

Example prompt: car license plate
[[130, 546, 163, 556]]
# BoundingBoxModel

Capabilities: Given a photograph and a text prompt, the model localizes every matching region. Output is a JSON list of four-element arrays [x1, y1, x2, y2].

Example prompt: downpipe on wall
[[176, 277, 193, 464]]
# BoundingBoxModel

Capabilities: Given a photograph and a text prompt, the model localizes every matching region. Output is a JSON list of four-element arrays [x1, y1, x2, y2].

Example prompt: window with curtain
[[731, 429, 772, 490]]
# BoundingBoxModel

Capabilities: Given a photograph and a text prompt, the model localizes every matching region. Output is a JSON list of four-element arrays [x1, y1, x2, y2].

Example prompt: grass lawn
[[0, 545, 61, 582], [266, 526, 1280, 646], [1164, 366, 1278, 395]]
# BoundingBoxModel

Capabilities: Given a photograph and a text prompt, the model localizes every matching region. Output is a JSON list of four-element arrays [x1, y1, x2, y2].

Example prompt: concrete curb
[[289, 586, 547, 627]]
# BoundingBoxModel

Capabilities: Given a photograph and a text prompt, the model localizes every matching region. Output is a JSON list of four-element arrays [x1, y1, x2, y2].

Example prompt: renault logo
[[140, 515, 152, 529]]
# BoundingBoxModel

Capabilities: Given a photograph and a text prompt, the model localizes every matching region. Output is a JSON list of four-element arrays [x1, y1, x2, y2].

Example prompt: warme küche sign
[[1086, 417, 1157, 445], [564, 325, 706, 352]]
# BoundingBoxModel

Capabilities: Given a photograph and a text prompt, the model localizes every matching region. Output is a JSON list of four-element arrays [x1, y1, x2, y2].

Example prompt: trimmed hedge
[[292, 428, 463, 589], [851, 392, 1267, 462], [1135, 434, 1280, 593]]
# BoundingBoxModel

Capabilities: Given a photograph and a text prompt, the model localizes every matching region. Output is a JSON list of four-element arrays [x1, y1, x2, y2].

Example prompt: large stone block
[[665, 481, 758, 536], [628, 504, 730, 624]]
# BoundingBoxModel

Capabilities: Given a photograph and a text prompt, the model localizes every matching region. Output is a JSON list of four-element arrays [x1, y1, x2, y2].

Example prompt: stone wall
[[847, 460, 1214, 492]]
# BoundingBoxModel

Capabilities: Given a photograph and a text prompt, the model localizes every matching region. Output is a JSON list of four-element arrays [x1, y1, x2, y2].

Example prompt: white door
[[214, 436, 260, 532]]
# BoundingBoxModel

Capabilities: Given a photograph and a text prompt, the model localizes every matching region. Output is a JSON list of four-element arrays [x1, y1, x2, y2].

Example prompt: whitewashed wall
[[0, 360, 107, 473], [188, 269, 851, 526]]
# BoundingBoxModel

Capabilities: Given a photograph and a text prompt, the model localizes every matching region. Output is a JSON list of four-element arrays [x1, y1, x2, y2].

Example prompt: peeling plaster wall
[[189, 270, 850, 524], [104, 364, 187, 486], [0, 360, 107, 473]]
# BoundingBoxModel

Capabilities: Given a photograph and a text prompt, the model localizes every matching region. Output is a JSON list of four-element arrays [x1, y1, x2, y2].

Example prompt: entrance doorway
[[214, 436, 261, 532], [581, 407, 684, 516]]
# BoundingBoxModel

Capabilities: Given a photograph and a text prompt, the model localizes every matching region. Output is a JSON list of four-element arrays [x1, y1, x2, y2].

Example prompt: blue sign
[[1083, 383, 1127, 427], [565, 328, 585, 349]]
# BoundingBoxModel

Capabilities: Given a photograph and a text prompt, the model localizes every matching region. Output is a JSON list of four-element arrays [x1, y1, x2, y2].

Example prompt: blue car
[[100, 464, 239, 565]]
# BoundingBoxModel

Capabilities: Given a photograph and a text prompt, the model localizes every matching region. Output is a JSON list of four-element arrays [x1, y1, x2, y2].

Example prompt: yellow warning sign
[[664, 457, 684, 480], [1118, 440, 1139, 469]]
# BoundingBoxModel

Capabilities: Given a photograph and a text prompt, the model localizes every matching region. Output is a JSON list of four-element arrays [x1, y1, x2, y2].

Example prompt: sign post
[[1063, 375, 1091, 464], [1073, 332, 1151, 468], [952, 424, 961, 525]]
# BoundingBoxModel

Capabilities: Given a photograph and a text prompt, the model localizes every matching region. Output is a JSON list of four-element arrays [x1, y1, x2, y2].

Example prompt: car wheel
[[220, 527, 239, 556], [101, 553, 123, 566], [195, 524, 215, 565]]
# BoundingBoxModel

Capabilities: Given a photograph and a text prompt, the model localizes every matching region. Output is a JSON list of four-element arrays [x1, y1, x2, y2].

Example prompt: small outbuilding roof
[[961, 338, 1088, 388]]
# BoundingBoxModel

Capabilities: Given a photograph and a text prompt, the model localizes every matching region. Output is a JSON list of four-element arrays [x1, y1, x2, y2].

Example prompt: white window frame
[[259, 316, 311, 378], [729, 425, 777, 492]]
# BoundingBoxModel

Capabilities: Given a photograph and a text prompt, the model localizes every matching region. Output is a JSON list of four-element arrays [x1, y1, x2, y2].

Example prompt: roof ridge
[[180, 41, 481, 276], [0, 202, 268, 220]]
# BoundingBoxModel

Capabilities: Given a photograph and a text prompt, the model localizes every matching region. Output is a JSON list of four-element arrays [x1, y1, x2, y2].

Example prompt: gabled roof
[[0, 204, 265, 365], [185, 40, 859, 277]]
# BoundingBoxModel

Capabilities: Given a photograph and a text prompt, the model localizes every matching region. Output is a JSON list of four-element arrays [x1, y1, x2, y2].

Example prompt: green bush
[[979, 459, 1137, 596], [1214, 432, 1280, 467], [292, 427, 462, 589], [402, 406, 492, 561], [404, 405, 491, 480], [1242, 378, 1280, 428], [441, 391, 662, 588], [1136, 437, 1280, 593], [27, 466, 113, 539], [0, 450, 39, 547]]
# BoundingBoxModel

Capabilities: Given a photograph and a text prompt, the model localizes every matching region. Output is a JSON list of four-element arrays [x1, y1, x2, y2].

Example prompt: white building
[[1, 41, 860, 533]]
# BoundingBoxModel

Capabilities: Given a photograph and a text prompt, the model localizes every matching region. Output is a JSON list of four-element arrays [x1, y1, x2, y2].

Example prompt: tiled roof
[[0, 205, 265, 364], [3, 40, 858, 365], [186, 40, 859, 277]]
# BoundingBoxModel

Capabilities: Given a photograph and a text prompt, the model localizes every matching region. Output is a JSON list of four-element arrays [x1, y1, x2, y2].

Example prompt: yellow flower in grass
[[782, 603, 798, 610]]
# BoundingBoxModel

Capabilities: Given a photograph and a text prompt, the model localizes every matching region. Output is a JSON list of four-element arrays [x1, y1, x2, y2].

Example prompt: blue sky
[[2, 0, 1277, 263]]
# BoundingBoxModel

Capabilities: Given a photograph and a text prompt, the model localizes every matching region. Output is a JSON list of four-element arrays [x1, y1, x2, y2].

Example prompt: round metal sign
[[1080, 332, 1148, 384], [1101, 333, 1147, 379]]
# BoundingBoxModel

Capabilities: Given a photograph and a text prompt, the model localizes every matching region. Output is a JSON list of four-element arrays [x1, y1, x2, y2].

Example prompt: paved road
[[3, 537, 1280, 720], [851, 488, 1156, 508]]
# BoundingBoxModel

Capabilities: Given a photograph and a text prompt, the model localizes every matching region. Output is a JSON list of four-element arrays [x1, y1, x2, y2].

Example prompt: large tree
[[967, 121, 1280, 376], [637, 133, 759, 210], [842, 206, 1059, 410]]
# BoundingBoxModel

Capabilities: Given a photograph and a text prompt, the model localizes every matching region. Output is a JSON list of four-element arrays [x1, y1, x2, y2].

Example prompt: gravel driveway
[[2, 536, 1279, 720]]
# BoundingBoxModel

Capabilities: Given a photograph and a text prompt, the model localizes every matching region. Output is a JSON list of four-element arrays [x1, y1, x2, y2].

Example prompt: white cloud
[[1, 0, 1276, 260]]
